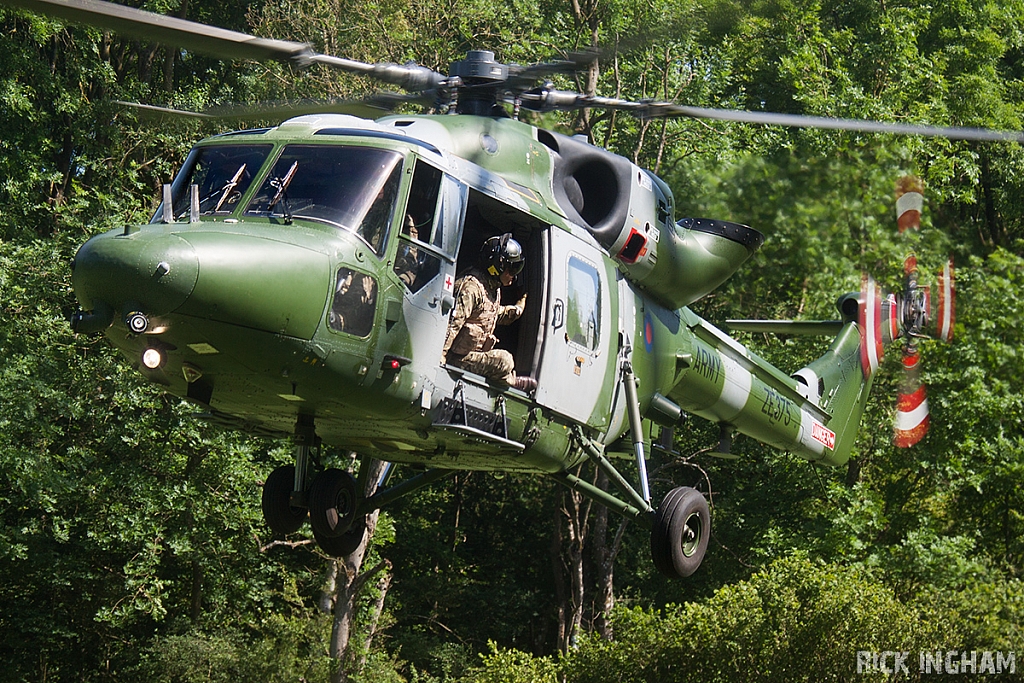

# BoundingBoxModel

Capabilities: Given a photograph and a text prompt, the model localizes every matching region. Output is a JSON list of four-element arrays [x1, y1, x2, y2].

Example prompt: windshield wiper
[[267, 161, 298, 222], [212, 163, 247, 213]]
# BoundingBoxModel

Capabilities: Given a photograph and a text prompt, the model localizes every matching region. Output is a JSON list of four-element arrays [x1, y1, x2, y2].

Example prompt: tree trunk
[[550, 499, 568, 650], [590, 470, 626, 640], [163, 0, 189, 93], [569, 0, 602, 139], [554, 468, 591, 652], [357, 570, 392, 672], [323, 458, 390, 683]]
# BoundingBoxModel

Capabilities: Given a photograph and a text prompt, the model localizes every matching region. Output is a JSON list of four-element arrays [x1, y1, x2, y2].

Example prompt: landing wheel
[[650, 486, 710, 578], [313, 514, 368, 558], [261, 465, 307, 535], [309, 468, 358, 540]]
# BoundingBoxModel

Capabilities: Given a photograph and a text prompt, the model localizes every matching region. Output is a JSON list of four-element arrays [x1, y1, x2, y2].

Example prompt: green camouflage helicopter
[[7, 0, 1006, 578]]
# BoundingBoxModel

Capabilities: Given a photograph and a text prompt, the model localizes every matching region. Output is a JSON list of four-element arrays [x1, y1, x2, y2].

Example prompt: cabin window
[[153, 144, 272, 221], [329, 267, 378, 337], [566, 255, 600, 351], [245, 145, 403, 255]]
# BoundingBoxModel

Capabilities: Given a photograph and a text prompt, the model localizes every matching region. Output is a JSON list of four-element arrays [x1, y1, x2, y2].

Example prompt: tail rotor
[[857, 175, 956, 447]]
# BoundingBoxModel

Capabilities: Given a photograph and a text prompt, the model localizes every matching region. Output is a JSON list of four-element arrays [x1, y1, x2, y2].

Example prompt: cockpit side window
[[152, 144, 272, 222], [329, 267, 378, 337], [404, 160, 443, 245], [244, 145, 403, 255], [393, 160, 445, 291]]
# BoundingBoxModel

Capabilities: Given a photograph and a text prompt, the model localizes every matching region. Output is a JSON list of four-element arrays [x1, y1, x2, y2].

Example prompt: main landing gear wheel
[[314, 514, 368, 558], [650, 486, 710, 578], [309, 468, 358, 541], [262, 465, 307, 535]]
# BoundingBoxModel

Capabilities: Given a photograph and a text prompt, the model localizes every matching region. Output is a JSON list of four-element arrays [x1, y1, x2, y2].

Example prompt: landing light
[[142, 348, 165, 369]]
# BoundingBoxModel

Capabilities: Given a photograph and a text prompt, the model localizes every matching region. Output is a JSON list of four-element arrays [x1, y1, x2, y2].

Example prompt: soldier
[[441, 233, 536, 392], [394, 214, 424, 289]]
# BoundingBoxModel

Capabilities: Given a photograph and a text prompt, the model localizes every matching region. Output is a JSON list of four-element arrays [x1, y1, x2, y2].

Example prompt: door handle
[[552, 298, 564, 331], [428, 294, 455, 315]]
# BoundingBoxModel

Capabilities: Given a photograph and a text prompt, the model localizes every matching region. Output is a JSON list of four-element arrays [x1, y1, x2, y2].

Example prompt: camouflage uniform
[[441, 267, 524, 383]]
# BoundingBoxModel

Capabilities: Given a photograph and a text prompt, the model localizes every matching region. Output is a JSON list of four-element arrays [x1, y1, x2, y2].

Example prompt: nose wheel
[[650, 486, 710, 578], [312, 513, 368, 558]]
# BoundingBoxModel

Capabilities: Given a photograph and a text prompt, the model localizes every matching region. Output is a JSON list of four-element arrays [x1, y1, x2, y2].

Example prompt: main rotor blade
[[114, 100, 214, 119], [521, 88, 1024, 143], [507, 49, 601, 86], [4, 0, 312, 63], [205, 97, 403, 121], [116, 98, 396, 122], [4, 0, 447, 90], [644, 104, 1024, 143]]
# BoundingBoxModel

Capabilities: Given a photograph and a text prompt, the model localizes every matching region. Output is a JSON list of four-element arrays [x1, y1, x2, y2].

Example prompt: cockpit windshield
[[244, 145, 404, 254], [152, 144, 272, 222]]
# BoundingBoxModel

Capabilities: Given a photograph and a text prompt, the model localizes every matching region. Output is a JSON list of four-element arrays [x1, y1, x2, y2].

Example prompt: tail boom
[[665, 318, 871, 467]]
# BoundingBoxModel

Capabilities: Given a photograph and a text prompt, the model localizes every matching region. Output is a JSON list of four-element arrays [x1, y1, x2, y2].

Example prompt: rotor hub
[[448, 51, 512, 116], [449, 50, 509, 85]]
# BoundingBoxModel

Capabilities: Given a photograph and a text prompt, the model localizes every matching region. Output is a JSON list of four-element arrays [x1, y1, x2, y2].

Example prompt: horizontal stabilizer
[[724, 320, 844, 336]]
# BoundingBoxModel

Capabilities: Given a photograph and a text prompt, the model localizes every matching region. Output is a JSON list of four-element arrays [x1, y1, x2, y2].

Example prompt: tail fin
[[728, 296, 875, 467], [793, 322, 874, 466]]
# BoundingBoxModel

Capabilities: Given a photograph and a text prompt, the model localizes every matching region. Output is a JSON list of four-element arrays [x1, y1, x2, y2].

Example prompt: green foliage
[[0, 237, 331, 679], [384, 473, 561, 667], [463, 642, 560, 683], [466, 556, 1023, 683], [134, 616, 337, 682], [564, 556, 928, 682]]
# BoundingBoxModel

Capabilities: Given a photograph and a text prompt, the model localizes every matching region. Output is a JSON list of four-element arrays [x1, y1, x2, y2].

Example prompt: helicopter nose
[[173, 232, 331, 340], [72, 228, 199, 331]]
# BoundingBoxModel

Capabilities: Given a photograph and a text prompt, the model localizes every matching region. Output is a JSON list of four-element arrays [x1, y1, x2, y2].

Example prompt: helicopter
[[6, 0, 1009, 579]]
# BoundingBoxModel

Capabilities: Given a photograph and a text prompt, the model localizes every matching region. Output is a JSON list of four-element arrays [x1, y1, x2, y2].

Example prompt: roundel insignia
[[644, 312, 655, 353]]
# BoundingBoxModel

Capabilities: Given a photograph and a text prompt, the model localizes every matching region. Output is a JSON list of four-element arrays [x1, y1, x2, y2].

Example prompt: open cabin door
[[535, 226, 615, 426], [397, 161, 466, 379]]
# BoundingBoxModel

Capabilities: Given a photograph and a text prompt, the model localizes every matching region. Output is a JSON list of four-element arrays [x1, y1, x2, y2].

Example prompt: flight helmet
[[481, 233, 525, 277]]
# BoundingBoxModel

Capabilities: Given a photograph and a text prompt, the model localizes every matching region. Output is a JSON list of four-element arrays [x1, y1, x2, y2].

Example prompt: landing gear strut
[[261, 414, 317, 536], [554, 426, 710, 580], [260, 415, 455, 558]]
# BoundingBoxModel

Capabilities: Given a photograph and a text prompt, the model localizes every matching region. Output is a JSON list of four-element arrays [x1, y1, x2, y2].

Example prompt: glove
[[515, 292, 527, 316]]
